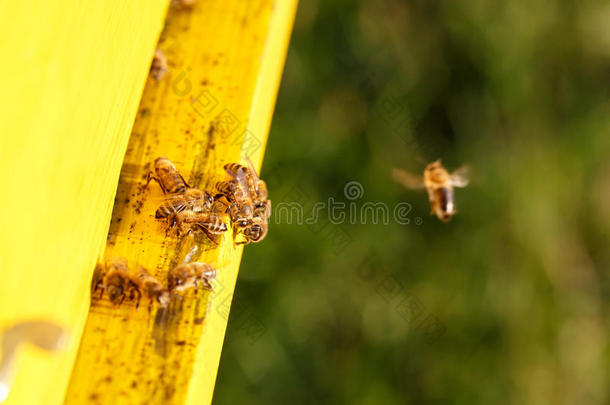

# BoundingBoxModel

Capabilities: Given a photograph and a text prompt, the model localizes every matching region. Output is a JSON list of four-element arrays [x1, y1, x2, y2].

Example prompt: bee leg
[[200, 227, 219, 245], [231, 223, 239, 240], [201, 279, 213, 291], [133, 288, 142, 309], [178, 172, 191, 189], [176, 221, 189, 239], [119, 293, 126, 305], [145, 172, 163, 192]]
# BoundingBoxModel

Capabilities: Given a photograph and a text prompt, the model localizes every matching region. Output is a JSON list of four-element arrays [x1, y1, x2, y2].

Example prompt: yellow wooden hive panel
[[63, 1, 297, 404], [0, 1, 169, 405]]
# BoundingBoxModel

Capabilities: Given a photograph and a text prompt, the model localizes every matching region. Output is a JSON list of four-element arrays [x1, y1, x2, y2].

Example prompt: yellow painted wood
[[0, 1, 169, 405], [64, 1, 297, 404]]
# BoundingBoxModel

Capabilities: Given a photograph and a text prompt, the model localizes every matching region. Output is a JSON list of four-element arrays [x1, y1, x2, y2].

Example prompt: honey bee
[[168, 262, 217, 293], [173, 211, 228, 243], [392, 159, 469, 222], [132, 265, 170, 309], [150, 49, 169, 80], [215, 158, 271, 245], [224, 158, 268, 202], [215, 182, 269, 244], [146, 157, 189, 195], [155, 188, 214, 222], [94, 258, 140, 305]]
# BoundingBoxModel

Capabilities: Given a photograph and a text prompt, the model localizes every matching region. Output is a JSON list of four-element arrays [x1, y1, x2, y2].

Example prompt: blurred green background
[[214, 0, 610, 404]]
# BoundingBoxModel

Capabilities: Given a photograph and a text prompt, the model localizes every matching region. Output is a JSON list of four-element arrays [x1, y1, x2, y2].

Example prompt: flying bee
[[392, 159, 469, 222], [132, 265, 170, 309], [168, 262, 217, 293], [155, 188, 214, 223], [94, 258, 140, 305], [173, 211, 228, 243], [146, 157, 189, 195], [150, 48, 169, 80]]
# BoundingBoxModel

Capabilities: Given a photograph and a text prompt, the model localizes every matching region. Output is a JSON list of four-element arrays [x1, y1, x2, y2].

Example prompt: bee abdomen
[[155, 204, 175, 218], [224, 163, 248, 178]]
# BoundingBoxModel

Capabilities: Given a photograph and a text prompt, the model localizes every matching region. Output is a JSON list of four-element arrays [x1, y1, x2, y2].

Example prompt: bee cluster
[[93, 258, 216, 310], [214, 162, 271, 245], [146, 156, 270, 245], [92, 157, 271, 309]]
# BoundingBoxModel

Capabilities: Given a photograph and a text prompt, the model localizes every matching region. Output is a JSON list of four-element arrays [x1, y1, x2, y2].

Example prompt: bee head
[[244, 220, 267, 242], [107, 285, 124, 303]]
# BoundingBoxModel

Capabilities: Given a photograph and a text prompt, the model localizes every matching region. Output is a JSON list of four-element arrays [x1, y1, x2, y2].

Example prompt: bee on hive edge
[[168, 262, 217, 293], [392, 159, 469, 222], [132, 265, 170, 309], [172, 211, 228, 243], [93, 258, 140, 305], [215, 158, 271, 244], [155, 188, 214, 223], [224, 157, 268, 202], [146, 157, 189, 195], [150, 49, 169, 80], [234, 215, 268, 245]]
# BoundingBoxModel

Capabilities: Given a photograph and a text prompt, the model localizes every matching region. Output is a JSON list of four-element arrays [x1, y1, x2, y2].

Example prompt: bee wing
[[225, 163, 252, 196], [246, 156, 261, 181], [153, 193, 188, 209], [392, 168, 425, 190], [450, 165, 470, 187]]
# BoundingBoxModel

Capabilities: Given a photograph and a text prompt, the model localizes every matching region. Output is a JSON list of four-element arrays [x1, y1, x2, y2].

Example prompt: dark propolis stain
[[153, 306, 170, 357], [207, 122, 216, 137], [133, 200, 144, 214]]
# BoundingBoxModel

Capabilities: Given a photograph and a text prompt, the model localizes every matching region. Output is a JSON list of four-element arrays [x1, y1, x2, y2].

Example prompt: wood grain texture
[[0, 1, 168, 405], [64, 1, 297, 404]]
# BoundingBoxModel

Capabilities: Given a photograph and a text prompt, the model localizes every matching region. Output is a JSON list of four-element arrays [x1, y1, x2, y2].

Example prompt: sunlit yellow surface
[[0, 1, 169, 405], [64, 1, 297, 404]]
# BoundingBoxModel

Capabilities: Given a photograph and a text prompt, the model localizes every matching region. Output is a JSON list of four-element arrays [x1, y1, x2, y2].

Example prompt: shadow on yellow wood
[[64, 1, 297, 404], [0, 1, 169, 405]]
